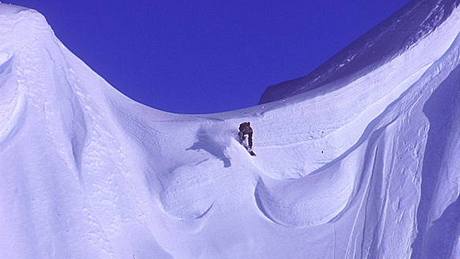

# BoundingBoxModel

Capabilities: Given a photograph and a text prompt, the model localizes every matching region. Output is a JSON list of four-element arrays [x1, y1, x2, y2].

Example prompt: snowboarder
[[238, 122, 256, 156]]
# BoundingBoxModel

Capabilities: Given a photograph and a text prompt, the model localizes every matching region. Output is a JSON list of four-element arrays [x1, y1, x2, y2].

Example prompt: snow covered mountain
[[0, 0, 459, 258]]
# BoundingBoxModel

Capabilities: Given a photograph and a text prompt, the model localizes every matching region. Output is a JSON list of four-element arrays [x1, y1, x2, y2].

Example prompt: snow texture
[[0, 0, 459, 258]]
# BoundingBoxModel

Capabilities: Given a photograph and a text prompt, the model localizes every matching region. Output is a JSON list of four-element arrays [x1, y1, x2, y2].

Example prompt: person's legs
[[248, 133, 253, 148], [241, 134, 250, 149]]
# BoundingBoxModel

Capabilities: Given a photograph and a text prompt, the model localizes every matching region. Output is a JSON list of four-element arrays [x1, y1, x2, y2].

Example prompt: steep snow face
[[0, 1, 459, 259]]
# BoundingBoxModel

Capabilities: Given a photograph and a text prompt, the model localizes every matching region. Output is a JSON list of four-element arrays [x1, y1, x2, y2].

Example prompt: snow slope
[[0, 1, 459, 258]]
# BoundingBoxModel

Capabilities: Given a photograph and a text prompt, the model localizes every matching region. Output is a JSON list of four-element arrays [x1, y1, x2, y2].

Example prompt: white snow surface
[[0, 1, 460, 258]]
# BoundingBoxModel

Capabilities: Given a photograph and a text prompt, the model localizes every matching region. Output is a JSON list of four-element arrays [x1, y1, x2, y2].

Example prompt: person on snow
[[238, 122, 253, 151]]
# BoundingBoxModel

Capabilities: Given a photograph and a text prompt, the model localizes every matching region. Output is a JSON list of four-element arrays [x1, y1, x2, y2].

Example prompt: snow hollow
[[0, 1, 460, 258]]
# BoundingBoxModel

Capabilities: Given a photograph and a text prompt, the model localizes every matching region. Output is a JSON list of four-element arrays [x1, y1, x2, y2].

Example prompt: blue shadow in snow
[[411, 66, 460, 259], [186, 128, 231, 168]]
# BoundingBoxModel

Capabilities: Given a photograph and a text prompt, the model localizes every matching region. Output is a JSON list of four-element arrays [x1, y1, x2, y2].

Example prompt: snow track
[[1, 1, 460, 258]]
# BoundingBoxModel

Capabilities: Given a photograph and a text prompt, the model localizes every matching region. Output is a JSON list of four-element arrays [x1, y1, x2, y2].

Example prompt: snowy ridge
[[260, 0, 460, 104], [0, 1, 460, 258]]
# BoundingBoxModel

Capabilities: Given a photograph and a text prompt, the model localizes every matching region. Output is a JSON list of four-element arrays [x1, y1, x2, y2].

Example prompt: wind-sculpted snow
[[1, 1, 460, 258], [0, 54, 25, 145], [260, 0, 460, 104], [254, 140, 365, 227]]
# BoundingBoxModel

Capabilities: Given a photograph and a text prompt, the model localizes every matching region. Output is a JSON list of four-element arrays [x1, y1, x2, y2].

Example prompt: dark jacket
[[239, 122, 253, 134], [239, 122, 253, 148]]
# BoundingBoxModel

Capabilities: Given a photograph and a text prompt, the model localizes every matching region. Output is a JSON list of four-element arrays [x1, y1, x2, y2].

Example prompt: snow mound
[[160, 160, 218, 220], [1, 1, 460, 258]]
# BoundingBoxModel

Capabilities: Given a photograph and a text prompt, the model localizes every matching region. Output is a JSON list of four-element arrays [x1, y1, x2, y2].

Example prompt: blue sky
[[9, 0, 409, 113]]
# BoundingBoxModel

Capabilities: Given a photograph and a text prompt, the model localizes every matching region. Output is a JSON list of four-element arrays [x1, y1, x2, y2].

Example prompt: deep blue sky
[[9, 0, 410, 113]]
